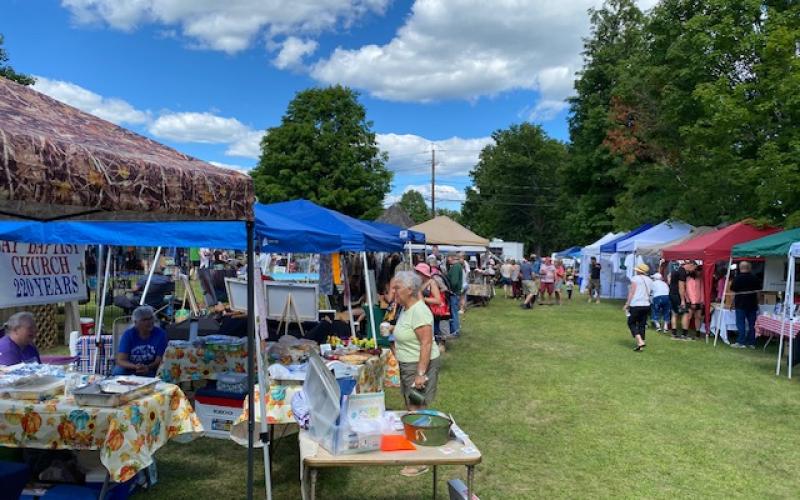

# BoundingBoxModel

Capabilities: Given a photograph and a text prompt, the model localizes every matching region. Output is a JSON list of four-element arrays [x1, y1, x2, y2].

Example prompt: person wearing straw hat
[[624, 263, 653, 351]]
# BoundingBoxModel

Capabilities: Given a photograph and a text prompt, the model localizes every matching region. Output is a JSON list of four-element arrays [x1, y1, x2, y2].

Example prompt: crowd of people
[[488, 254, 578, 309], [622, 259, 762, 351]]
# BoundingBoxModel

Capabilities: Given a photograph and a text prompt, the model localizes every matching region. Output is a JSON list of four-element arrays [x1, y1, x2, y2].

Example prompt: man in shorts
[[539, 257, 557, 305], [669, 261, 696, 340], [588, 256, 601, 303], [519, 255, 537, 309]]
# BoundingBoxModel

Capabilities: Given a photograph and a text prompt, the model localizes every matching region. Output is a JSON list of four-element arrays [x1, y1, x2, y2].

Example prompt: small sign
[[0, 241, 87, 307]]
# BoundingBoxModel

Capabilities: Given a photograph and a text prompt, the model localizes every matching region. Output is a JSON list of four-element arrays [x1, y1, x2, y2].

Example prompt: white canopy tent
[[616, 220, 695, 279], [778, 242, 800, 377], [579, 232, 624, 293]]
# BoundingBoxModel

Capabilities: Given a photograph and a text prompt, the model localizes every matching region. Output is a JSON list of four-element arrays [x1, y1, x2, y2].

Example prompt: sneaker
[[747, 345, 756, 350], [400, 465, 429, 477], [681, 335, 692, 341], [731, 342, 742, 348]]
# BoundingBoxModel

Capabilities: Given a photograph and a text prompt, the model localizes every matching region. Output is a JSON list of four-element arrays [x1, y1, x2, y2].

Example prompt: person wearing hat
[[624, 263, 653, 351], [414, 262, 445, 344], [650, 272, 671, 332]]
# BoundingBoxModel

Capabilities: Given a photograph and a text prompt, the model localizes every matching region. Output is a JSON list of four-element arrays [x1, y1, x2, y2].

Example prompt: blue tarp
[[0, 220, 248, 248], [255, 203, 343, 253], [256, 200, 404, 252], [599, 223, 654, 253], [554, 246, 582, 258], [362, 221, 426, 244]]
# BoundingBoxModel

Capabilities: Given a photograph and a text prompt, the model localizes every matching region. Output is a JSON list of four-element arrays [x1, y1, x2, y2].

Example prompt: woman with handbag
[[414, 263, 449, 344]]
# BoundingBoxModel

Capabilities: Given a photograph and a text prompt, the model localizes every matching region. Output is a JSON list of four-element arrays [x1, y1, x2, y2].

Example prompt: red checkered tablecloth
[[755, 316, 800, 339]]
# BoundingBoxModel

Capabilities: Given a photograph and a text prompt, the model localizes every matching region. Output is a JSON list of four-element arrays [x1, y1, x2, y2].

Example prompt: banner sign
[[0, 241, 87, 307]]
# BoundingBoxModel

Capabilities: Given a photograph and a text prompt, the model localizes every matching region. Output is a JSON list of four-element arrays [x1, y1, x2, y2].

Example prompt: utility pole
[[430, 144, 436, 217]]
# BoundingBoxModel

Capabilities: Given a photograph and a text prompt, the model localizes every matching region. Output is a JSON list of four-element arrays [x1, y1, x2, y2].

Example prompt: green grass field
[[136, 293, 800, 499]]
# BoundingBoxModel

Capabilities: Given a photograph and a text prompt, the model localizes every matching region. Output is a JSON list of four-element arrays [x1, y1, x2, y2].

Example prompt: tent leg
[[777, 331, 784, 376], [714, 257, 733, 348], [253, 254, 273, 500], [362, 252, 378, 346], [139, 246, 162, 306], [343, 256, 356, 338], [93, 248, 112, 375], [246, 221, 256, 500]]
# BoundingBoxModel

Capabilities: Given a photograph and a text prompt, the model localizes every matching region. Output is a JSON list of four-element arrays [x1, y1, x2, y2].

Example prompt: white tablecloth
[[707, 305, 774, 344]]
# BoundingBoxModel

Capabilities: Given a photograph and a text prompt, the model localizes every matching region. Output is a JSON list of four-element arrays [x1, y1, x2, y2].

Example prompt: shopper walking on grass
[[624, 264, 653, 351], [446, 254, 463, 337], [588, 257, 601, 303], [519, 255, 537, 310], [669, 261, 696, 341], [539, 257, 557, 305]]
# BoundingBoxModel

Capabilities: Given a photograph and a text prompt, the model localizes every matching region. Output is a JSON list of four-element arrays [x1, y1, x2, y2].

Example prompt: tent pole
[[139, 246, 162, 306], [94, 245, 103, 327], [93, 247, 112, 375], [779, 255, 794, 377], [252, 257, 273, 500], [362, 252, 378, 346], [714, 256, 733, 347], [246, 221, 256, 500], [344, 256, 356, 338]]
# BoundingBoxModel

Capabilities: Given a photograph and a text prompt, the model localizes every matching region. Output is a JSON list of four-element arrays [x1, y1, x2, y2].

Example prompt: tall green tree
[[461, 123, 568, 255], [606, 0, 769, 227], [398, 190, 430, 223], [252, 86, 392, 219], [0, 34, 34, 85], [560, 0, 645, 243]]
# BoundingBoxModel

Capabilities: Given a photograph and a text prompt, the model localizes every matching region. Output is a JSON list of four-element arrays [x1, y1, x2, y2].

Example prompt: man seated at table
[[113, 305, 167, 377], [0, 312, 41, 365], [113, 267, 175, 315]]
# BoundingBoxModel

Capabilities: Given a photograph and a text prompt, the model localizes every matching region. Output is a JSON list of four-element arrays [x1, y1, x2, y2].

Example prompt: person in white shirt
[[199, 248, 212, 269], [650, 272, 671, 332], [624, 263, 653, 351]]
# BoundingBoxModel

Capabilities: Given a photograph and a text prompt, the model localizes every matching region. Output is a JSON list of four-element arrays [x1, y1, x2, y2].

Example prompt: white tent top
[[790, 242, 800, 258], [410, 216, 490, 246], [616, 220, 694, 253], [582, 232, 624, 255]]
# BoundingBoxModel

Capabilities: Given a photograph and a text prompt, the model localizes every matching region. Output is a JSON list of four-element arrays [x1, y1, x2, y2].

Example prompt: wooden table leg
[[310, 468, 318, 500], [432, 465, 438, 499], [467, 465, 475, 500]]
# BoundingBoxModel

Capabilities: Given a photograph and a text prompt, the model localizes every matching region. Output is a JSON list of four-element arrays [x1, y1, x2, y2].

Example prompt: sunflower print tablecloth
[[157, 343, 248, 383], [0, 383, 203, 482]]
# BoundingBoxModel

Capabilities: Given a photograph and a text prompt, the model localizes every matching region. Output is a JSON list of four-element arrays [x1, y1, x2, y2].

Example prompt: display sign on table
[[0, 241, 86, 307]]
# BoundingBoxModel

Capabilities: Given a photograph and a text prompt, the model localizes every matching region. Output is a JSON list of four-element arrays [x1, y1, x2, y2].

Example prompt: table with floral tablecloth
[[157, 341, 248, 383], [0, 383, 203, 483]]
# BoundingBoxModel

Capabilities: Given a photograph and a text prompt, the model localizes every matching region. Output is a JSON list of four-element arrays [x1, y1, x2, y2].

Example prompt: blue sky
[[2, 0, 654, 210]]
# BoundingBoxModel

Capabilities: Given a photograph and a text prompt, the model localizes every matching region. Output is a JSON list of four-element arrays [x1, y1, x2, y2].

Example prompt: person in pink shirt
[[553, 259, 566, 305], [539, 257, 557, 305], [686, 264, 705, 339]]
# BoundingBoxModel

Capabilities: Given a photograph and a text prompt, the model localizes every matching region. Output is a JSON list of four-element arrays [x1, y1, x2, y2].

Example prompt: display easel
[[276, 293, 305, 337]]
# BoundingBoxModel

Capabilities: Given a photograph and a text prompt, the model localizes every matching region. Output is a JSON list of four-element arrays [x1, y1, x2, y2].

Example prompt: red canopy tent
[[662, 221, 780, 329]]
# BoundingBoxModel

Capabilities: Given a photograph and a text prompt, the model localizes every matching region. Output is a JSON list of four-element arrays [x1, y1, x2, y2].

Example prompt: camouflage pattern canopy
[[0, 77, 254, 221]]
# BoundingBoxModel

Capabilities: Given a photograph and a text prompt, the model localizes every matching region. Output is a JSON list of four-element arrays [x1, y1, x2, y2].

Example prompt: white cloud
[[225, 130, 265, 158], [61, 0, 390, 54], [272, 37, 318, 69], [209, 160, 253, 173], [377, 133, 493, 177], [312, 0, 603, 106], [33, 76, 150, 125], [313, 0, 656, 117], [32, 76, 265, 158], [148, 112, 250, 143], [403, 184, 466, 202]]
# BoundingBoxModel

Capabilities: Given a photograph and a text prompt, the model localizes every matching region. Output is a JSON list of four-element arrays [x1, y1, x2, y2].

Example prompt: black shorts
[[670, 295, 688, 314]]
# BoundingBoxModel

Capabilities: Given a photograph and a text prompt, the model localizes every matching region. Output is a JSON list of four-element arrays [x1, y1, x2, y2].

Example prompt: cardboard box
[[760, 292, 778, 305], [195, 393, 245, 439]]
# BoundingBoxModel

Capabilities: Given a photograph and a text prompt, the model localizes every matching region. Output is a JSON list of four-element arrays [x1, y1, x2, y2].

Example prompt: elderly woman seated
[[0, 312, 41, 366], [113, 305, 168, 377]]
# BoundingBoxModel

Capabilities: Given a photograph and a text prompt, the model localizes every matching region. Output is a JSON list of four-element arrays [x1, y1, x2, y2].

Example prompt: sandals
[[400, 465, 430, 477], [633, 344, 646, 352]]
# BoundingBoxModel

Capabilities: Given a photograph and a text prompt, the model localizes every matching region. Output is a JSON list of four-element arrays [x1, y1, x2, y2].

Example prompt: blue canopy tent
[[554, 246, 582, 259], [598, 223, 654, 298], [254, 203, 342, 253], [256, 200, 404, 252], [363, 220, 426, 244]]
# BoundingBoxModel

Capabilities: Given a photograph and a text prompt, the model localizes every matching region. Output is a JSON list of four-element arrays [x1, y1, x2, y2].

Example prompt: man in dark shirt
[[730, 261, 760, 348], [446, 254, 463, 336], [669, 261, 696, 340], [588, 257, 602, 303]]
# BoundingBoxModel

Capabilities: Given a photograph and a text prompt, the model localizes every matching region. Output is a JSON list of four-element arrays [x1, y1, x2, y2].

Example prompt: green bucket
[[402, 412, 452, 446]]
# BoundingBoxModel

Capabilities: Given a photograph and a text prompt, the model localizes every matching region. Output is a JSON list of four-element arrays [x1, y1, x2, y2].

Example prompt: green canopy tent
[[731, 228, 800, 258], [732, 229, 800, 378]]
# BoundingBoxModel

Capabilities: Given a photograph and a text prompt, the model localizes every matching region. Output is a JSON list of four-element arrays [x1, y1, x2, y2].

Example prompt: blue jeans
[[735, 308, 758, 346], [449, 293, 461, 335], [651, 296, 671, 326]]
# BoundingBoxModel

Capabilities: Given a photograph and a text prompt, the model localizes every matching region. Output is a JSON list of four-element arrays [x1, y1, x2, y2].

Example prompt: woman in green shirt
[[391, 270, 441, 411]]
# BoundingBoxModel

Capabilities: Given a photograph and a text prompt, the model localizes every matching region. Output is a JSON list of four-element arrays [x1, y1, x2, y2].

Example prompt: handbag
[[429, 297, 451, 320]]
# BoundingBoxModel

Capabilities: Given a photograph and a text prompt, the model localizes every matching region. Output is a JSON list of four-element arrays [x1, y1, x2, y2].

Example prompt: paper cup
[[380, 322, 391, 337]]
